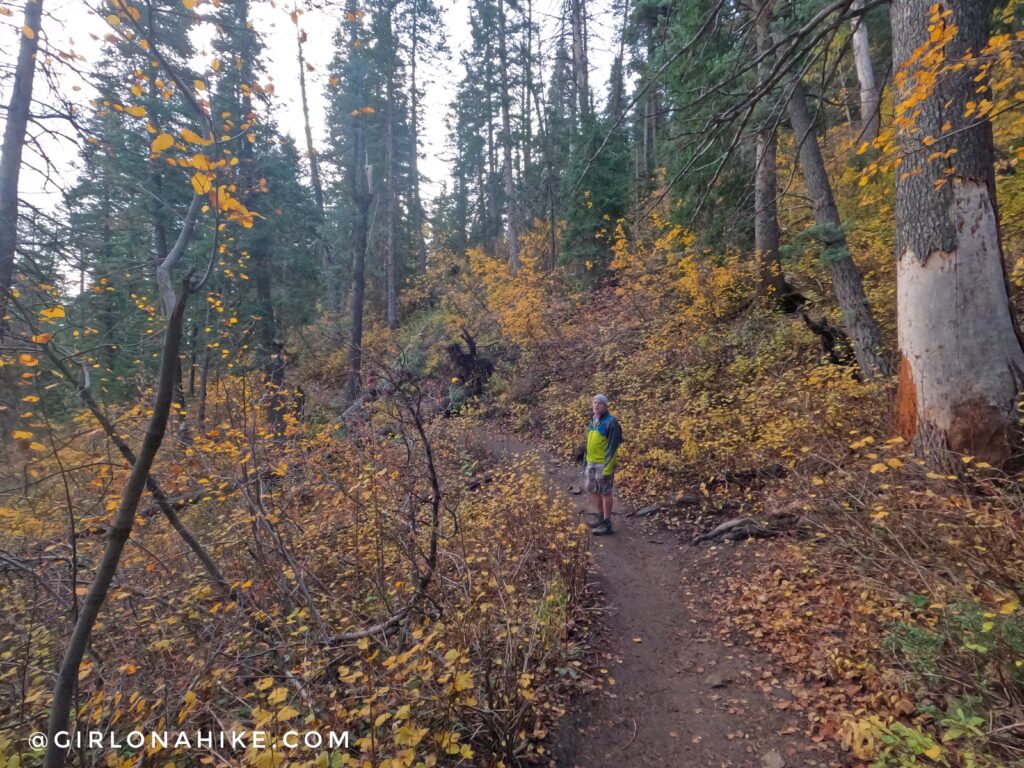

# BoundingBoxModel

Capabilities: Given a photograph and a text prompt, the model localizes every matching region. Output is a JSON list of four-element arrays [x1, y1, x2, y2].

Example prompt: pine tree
[[62, 0, 197, 398], [210, 0, 318, 374]]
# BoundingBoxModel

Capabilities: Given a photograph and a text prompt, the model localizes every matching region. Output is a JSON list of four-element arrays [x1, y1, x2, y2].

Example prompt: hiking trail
[[485, 433, 840, 768]]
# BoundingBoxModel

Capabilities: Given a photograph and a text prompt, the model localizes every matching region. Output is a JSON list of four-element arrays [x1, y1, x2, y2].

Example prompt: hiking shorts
[[584, 462, 614, 496]]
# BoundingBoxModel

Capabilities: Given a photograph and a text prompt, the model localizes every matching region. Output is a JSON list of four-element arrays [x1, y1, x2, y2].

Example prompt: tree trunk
[[346, 0, 373, 403], [253, 245, 277, 362], [0, 0, 43, 340], [484, 35, 499, 252], [44, 282, 191, 768], [527, 59, 559, 268], [498, 0, 521, 271], [146, 3, 170, 265], [787, 78, 891, 378], [892, 0, 1024, 469], [347, 192, 371, 402], [753, 0, 791, 304], [522, 0, 534, 191], [641, 38, 659, 179], [569, 0, 590, 123], [384, 7, 398, 328], [294, 9, 339, 311], [850, 0, 880, 143], [409, 3, 428, 273], [755, 130, 790, 300]]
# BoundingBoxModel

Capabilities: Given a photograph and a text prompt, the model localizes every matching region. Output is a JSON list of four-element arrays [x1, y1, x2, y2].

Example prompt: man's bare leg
[[601, 493, 613, 521], [590, 493, 603, 523]]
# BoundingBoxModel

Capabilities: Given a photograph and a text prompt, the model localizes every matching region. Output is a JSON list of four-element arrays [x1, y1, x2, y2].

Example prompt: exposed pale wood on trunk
[[892, 0, 1024, 469]]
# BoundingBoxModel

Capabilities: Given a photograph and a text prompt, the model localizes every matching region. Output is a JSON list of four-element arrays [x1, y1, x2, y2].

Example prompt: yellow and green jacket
[[585, 413, 622, 475]]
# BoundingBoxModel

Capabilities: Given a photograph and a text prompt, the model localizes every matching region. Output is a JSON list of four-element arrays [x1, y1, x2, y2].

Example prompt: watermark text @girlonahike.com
[[28, 729, 351, 753]]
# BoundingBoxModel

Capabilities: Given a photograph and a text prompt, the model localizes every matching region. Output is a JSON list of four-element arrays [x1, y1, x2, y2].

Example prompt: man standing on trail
[[584, 394, 622, 536]]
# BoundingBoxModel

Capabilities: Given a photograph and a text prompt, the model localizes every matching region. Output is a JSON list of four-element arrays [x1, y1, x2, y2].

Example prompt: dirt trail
[[486, 435, 838, 768]]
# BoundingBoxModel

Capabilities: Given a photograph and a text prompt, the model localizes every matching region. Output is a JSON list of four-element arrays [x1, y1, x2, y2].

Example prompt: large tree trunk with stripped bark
[[787, 78, 891, 378], [892, 0, 1024, 469], [850, 0, 880, 143], [0, 0, 43, 340]]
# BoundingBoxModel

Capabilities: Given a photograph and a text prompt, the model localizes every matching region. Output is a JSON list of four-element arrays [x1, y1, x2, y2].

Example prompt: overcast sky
[[1, 0, 622, 212]]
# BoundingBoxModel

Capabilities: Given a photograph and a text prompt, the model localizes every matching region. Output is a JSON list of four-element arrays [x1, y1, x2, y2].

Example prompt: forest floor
[[484, 432, 843, 768]]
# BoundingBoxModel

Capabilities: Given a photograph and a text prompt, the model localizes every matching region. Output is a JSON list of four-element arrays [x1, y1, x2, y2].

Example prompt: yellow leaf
[[31, 333, 51, 344], [12, 431, 32, 440], [29, 442, 46, 452], [19, 354, 39, 367], [277, 706, 300, 720], [180, 128, 212, 145], [151, 132, 175, 153], [22, 25, 35, 39], [923, 744, 942, 761], [106, 14, 120, 25], [869, 463, 888, 474], [183, 0, 198, 8], [40, 306, 65, 319], [453, 671, 473, 691], [22, 395, 40, 403], [194, 79, 206, 91], [267, 687, 287, 704], [191, 173, 213, 195], [124, 105, 146, 118], [1000, 600, 1019, 615]]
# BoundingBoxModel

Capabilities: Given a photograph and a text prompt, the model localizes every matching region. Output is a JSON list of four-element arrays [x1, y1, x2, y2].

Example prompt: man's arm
[[603, 417, 622, 473]]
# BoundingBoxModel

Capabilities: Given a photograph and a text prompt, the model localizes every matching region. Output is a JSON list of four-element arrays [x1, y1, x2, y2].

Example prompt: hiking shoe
[[587, 516, 606, 528], [592, 519, 614, 536]]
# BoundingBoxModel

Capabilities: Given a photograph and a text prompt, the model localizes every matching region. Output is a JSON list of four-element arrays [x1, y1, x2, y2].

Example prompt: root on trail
[[691, 513, 799, 545], [622, 462, 804, 545]]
